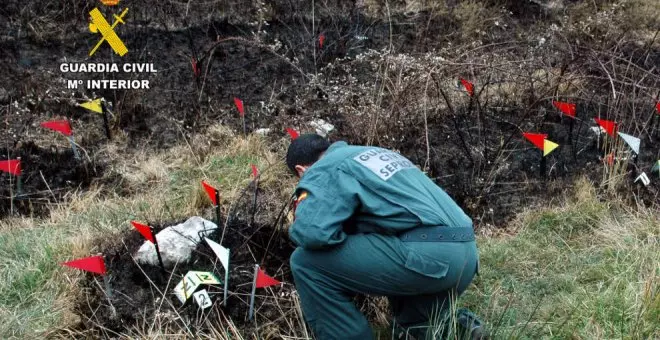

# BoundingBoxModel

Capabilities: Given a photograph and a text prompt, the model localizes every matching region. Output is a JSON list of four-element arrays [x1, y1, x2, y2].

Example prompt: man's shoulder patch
[[353, 148, 416, 180], [296, 191, 308, 203], [293, 191, 309, 220]]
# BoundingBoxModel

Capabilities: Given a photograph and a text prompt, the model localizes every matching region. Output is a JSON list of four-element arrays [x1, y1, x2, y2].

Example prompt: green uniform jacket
[[291, 141, 472, 249]]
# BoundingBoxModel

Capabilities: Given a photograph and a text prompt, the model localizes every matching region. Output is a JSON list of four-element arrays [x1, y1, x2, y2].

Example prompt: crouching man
[[286, 134, 485, 339]]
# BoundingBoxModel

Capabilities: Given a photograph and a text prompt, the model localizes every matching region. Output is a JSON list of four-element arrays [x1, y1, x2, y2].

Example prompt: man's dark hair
[[286, 134, 330, 175]]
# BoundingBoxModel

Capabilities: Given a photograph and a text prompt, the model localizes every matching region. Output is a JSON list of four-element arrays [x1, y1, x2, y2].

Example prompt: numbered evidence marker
[[173, 271, 221, 304], [193, 289, 213, 309]]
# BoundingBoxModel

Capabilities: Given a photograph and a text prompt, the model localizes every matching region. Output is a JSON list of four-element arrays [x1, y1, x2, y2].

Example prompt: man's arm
[[289, 173, 359, 249]]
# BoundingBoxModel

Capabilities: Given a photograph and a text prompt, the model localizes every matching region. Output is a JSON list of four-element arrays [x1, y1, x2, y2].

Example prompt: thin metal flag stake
[[242, 113, 247, 136], [103, 275, 118, 317], [98, 253, 117, 317], [223, 253, 229, 307], [214, 189, 221, 231], [103, 274, 113, 299], [248, 264, 259, 321], [151, 227, 166, 272], [101, 101, 112, 140], [251, 174, 259, 226], [540, 155, 547, 179], [16, 157, 23, 196], [67, 136, 81, 160], [568, 118, 576, 162]]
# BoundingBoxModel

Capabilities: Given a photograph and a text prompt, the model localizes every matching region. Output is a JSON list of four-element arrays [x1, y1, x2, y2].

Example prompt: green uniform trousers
[[290, 232, 479, 340]]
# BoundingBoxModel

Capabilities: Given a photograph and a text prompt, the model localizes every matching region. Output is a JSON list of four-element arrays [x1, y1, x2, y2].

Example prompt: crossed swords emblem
[[88, 8, 129, 57]]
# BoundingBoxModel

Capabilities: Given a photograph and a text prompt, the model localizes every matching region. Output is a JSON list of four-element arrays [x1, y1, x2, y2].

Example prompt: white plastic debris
[[309, 119, 335, 137], [135, 216, 216, 268], [254, 128, 271, 135]]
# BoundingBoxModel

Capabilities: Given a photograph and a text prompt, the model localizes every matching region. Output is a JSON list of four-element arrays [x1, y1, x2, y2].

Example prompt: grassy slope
[[461, 179, 659, 339], [1, 1, 659, 336], [0, 128, 294, 338], [0, 129, 657, 339]]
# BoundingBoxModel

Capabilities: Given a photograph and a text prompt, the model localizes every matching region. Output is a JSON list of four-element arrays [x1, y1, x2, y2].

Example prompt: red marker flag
[[201, 180, 219, 206], [604, 152, 615, 166], [286, 128, 299, 140], [131, 221, 155, 243], [0, 159, 21, 176], [191, 57, 200, 77], [655, 102, 660, 114], [62, 255, 106, 275], [249, 265, 281, 320], [552, 101, 576, 118], [251, 164, 259, 178], [319, 34, 326, 49], [40, 120, 73, 136], [523, 132, 547, 151], [460, 78, 474, 96], [594, 118, 617, 138], [234, 97, 244, 117], [255, 268, 281, 288]]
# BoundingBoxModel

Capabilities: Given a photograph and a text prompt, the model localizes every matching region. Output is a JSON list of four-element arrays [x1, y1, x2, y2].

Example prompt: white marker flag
[[635, 172, 650, 186], [204, 237, 230, 306], [618, 132, 640, 155], [205, 238, 229, 271]]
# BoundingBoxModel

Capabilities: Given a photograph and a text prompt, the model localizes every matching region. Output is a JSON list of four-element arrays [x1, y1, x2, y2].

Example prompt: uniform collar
[[325, 141, 348, 154], [298, 141, 348, 181]]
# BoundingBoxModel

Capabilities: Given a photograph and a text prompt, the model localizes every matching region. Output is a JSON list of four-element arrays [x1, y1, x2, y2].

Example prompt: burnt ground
[[1, 0, 660, 337], [68, 184, 298, 338], [0, 141, 104, 216], [1, 0, 657, 221]]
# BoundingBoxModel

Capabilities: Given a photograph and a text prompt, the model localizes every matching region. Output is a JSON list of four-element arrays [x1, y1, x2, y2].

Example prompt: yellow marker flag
[[543, 139, 559, 156], [79, 99, 103, 113]]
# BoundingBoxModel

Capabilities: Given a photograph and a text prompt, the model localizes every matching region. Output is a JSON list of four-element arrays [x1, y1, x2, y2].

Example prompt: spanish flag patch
[[296, 191, 308, 204], [293, 191, 308, 220]]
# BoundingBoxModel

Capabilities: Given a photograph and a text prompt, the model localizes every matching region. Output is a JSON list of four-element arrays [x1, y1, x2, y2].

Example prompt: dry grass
[[0, 126, 293, 339], [1, 129, 658, 339], [2, 0, 659, 338], [461, 177, 659, 339]]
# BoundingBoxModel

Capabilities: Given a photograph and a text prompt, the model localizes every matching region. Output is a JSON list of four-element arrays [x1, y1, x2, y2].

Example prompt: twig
[[596, 56, 617, 99], [126, 249, 193, 335], [39, 171, 57, 202], [422, 71, 432, 171]]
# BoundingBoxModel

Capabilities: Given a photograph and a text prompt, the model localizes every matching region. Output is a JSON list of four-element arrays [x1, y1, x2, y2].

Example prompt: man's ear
[[294, 165, 306, 178]]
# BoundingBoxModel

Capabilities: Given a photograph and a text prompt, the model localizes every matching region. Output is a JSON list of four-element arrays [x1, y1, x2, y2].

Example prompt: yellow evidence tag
[[173, 271, 221, 303]]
